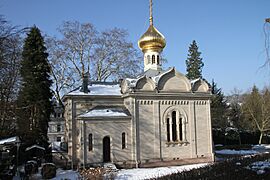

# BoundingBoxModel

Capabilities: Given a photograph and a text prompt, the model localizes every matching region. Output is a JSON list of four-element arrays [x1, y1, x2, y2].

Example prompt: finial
[[149, 0, 153, 25]]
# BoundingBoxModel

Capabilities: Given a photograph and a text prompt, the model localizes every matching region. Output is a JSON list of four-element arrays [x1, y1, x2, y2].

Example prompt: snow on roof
[[0, 136, 18, 145], [125, 78, 139, 87], [139, 68, 165, 79], [190, 78, 201, 85], [25, 144, 45, 151], [78, 106, 129, 118], [68, 83, 121, 96], [125, 68, 172, 88]]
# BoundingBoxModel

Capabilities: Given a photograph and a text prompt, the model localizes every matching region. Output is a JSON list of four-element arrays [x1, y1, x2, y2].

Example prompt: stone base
[[81, 155, 214, 169], [114, 155, 214, 169], [138, 156, 214, 168]]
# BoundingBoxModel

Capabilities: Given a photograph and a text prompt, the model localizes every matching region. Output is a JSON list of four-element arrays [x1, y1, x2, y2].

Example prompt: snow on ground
[[12, 168, 81, 180], [12, 164, 208, 180], [215, 149, 258, 155], [247, 160, 270, 175], [215, 144, 270, 155], [51, 169, 81, 180], [114, 163, 208, 180], [252, 144, 270, 150]]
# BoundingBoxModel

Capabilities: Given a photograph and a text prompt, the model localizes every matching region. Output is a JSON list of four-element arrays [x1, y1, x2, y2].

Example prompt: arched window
[[152, 55, 155, 64], [166, 111, 185, 143], [166, 118, 170, 142], [172, 111, 177, 141], [179, 117, 183, 141], [157, 55, 160, 65], [147, 55, 151, 64], [122, 132, 126, 149], [88, 134, 93, 151]]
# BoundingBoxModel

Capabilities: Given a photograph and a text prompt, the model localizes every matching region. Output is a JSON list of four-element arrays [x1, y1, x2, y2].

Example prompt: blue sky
[[1, 0, 270, 94]]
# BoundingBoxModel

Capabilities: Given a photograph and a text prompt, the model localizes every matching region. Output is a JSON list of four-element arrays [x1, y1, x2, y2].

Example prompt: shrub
[[41, 163, 57, 179], [158, 154, 270, 180]]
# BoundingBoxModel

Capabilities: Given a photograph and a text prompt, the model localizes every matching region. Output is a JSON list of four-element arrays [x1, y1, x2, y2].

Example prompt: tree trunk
[[259, 132, 263, 144], [238, 133, 242, 145]]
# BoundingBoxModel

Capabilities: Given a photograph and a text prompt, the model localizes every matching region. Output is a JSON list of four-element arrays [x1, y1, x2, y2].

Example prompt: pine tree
[[211, 80, 228, 129], [17, 26, 52, 148], [185, 40, 204, 80]]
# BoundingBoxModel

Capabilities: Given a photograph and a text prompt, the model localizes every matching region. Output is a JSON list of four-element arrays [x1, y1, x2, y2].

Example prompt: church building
[[63, 1, 214, 168]]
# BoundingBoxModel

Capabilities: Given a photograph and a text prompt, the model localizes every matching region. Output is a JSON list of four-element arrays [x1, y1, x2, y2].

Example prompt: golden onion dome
[[138, 25, 166, 53]]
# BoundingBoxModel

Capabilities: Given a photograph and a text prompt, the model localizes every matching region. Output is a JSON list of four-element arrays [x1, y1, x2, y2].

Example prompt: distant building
[[48, 101, 65, 143], [63, 1, 214, 168]]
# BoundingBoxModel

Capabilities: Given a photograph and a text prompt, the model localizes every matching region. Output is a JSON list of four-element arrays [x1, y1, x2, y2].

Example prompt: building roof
[[25, 144, 45, 151], [0, 136, 19, 145], [121, 67, 211, 94], [139, 68, 165, 78], [67, 82, 121, 96], [78, 106, 131, 118]]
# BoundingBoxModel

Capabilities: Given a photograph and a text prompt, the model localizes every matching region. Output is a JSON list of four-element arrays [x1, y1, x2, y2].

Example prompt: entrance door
[[103, 136, 111, 162]]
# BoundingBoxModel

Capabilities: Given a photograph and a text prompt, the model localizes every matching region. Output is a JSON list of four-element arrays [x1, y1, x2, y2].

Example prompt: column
[[176, 111, 180, 141], [169, 116, 173, 142]]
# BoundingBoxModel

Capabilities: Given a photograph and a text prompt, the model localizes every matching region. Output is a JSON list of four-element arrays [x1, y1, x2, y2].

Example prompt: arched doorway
[[103, 136, 111, 162]]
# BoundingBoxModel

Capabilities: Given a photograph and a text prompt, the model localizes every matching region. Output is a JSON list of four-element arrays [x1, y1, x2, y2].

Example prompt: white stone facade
[[63, 68, 214, 168]]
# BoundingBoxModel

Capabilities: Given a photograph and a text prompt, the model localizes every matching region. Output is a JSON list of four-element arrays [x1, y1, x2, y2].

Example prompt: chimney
[[80, 73, 90, 93]]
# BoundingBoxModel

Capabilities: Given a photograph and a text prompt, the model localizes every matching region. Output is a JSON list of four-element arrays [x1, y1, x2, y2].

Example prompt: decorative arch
[[192, 79, 210, 93], [135, 76, 156, 91], [157, 68, 191, 92], [147, 55, 151, 64], [152, 55, 155, 64], [162, 106, 188, 143]]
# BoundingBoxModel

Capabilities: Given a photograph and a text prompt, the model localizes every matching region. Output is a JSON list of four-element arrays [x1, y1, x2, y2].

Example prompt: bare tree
[[58, 21, 97, 78], [0, 16, 24, 137], [92, 28, 141, 81], [46, 36, 75, 105], [242, 86, 270, 144], [47, 21, 142, 102]]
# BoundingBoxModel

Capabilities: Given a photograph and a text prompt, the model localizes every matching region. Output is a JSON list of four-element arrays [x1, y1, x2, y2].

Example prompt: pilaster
[[189, 101, 197, 158]]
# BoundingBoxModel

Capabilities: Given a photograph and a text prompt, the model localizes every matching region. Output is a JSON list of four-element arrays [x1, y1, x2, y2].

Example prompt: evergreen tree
[[227, 89, 245, 130], [211, 80, 228, 129], [17, 26, 52, 148], [185, 40, 204, 80]]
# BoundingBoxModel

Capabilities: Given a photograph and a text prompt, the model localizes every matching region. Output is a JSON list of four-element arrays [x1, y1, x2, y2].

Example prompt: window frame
[[122, 132, 126, 149], [165, 110, 186, 143], [88, 133, 93, 151]]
